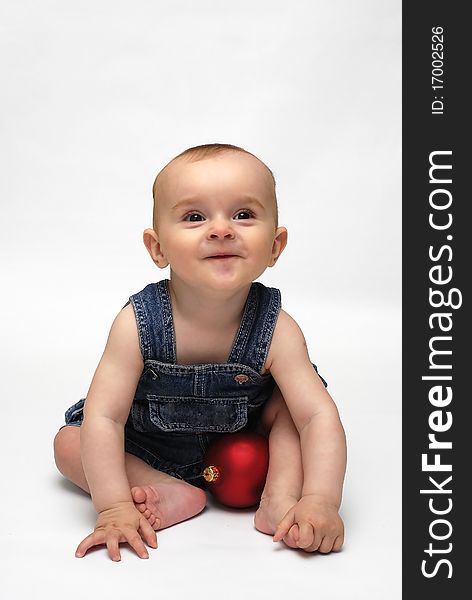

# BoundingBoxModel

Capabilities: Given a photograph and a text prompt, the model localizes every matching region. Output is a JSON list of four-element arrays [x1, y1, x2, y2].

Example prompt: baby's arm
[[75, 304, 156, 560], [268, 310, 347, 551]]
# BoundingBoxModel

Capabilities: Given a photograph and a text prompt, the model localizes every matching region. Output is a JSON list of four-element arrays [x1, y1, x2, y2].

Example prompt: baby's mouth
[[206, 254, 238, 259]]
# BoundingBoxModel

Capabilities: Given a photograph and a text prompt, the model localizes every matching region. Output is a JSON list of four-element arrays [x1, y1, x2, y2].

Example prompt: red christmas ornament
[[203, 432, 269, 508]]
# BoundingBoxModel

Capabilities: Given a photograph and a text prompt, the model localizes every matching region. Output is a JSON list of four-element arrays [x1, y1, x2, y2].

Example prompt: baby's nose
[[208, 220, 235, 239]]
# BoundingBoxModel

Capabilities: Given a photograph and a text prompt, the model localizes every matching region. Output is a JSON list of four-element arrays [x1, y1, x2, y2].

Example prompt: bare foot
[[131, 482, 207, 531], [254, 495, 300, 549]]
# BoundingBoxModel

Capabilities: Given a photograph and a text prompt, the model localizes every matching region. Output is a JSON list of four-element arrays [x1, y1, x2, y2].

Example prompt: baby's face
[[146, 152, 287, 292]]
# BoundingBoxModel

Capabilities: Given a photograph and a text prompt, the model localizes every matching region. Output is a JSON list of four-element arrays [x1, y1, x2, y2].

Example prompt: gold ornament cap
[[203, 465, 220, 483]]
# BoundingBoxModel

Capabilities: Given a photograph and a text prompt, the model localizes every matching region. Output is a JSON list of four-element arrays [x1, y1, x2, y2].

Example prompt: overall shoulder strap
[[128, 280, 175, 362], [228, 282, 281, 373]]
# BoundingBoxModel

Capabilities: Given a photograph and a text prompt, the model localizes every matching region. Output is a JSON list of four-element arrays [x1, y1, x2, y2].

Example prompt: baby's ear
[[269, 227, 288, 267], [143, 228, 169, 269]]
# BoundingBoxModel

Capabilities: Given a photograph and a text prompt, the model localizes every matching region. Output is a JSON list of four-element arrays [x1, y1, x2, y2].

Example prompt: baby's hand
[[75, 501, 158, 561], [273, 494, 344, 553]]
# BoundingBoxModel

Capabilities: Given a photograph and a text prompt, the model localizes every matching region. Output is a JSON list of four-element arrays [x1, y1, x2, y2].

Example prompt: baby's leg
[[254, 387, 303, 548], [53, 426, 206, 530]]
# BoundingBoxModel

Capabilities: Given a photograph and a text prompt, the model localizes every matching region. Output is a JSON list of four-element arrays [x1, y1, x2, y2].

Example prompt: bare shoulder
[[272, 309, 308, 350], [104, 302, 143, 370], [274, 309, 305, 338], [264, 309, 308, 372], [83, 303, 143, 422]]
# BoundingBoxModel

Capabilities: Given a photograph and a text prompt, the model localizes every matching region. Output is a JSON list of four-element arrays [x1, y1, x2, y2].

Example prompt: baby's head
[[152, 143, 279, 229], [143, 143, 287, 291]]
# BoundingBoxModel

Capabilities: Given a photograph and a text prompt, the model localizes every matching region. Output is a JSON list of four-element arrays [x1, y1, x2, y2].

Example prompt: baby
[[54, 143, 347, 561]]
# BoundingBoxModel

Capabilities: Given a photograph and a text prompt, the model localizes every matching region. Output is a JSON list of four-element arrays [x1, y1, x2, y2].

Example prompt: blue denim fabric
[[64, 279, 327, 488]]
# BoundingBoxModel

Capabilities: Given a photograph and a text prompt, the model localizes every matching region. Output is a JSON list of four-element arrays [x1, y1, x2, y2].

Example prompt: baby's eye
[[234, 210, 253, 220], [184, 213, 205, 222]]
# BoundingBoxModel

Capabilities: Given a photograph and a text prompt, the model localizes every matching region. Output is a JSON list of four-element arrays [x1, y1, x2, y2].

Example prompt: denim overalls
[[64, 279, 327, 488], [65, 279, 277, 487]]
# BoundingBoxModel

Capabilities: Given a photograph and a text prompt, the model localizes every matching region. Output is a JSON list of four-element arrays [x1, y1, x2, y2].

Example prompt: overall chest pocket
[[147, 395, 248, 433]]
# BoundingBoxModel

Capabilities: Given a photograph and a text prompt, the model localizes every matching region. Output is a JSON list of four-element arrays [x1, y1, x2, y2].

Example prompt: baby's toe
[[149, 515, 160, 528], [131, 486, 147, 504]]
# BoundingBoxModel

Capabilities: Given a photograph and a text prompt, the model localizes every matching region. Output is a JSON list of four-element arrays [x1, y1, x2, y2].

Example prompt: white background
[[1, 1, 401, 598]]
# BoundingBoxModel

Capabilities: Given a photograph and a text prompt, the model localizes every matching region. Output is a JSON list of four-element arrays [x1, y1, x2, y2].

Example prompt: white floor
[[1, 302, 401, 600], [1, 2, 401, 595]]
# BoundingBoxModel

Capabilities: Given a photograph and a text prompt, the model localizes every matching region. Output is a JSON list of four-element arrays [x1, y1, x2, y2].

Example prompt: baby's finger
[[273, 509, 295, 543], [296, 522, 315, 549], [75, 531, 105, 558], [312, 526, 324, 551], [139, 517, 158, 549], [106, 534, 122, 562], [318, 536, 336, 554], [332, 535, 344, 552], [283, 523, 300, 548], [123, 528, 149, 559]]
